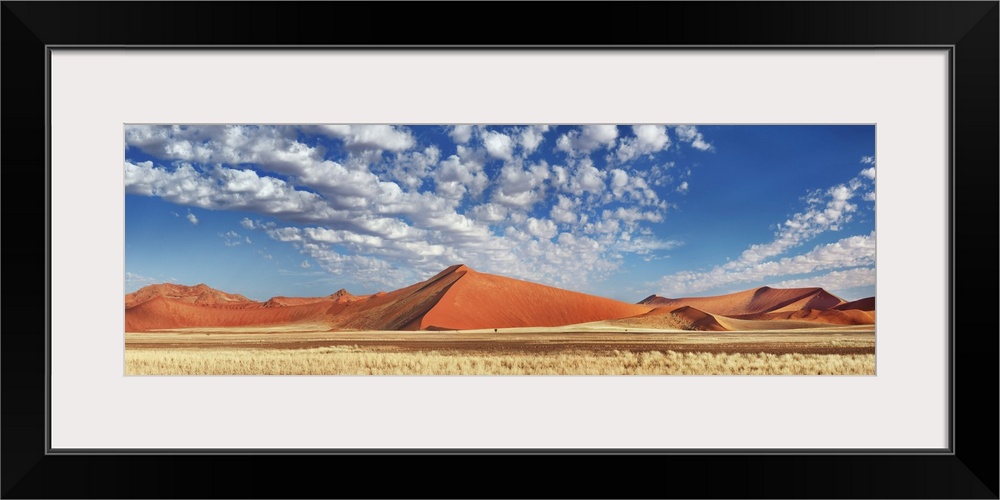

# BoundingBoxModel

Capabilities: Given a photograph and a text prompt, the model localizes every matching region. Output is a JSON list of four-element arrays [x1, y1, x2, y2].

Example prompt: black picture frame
[[3, 2, 997, 498]]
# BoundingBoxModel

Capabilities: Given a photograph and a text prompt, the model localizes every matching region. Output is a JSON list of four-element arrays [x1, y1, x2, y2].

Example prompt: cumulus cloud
[[468, 202, 508, 223], [674, 125, 713, 151], [382, 146, 441, 191], [219, 230, 242, 246], [186, 210, 199, 225], [434, 154, 489, 200], [556, 125, 619, 156], [609, 169, 629, 197], [449, 125, 473, 144], [525, 217, 558, 239], [549, 195, 579, 225], [313, 125, 415, 153], [482, 130, 515, 161], [492, 160, 550, 209], [616, 125, 671, 163], [676, 181, 689, 193], [124, 124, 693, 293], [519, 125, 548, 156], [564, 158, 606, 197]]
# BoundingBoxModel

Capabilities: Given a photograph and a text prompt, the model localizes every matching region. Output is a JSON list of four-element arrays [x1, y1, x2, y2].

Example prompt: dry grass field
[[125, 326, 875, 375]]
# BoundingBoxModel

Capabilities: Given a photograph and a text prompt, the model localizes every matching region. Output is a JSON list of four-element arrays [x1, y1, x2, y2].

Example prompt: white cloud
[[449, 125, 473, 144], [240, 218, 256, 229], [220, 230, 243, 246], [676, 181, 689, 193], [434, 154, 489, 200], [482, 130, 515, 161], [314, 125, 415, 153], [861, 156, 875, 165], [674, 125, 713, 151], [860, 167, 875, 179], [723, 179, 864, 268], [550, 164, 570, 188], [125, 161, 342, 221], [768, 267, 875, 297], [652, 165, 876, 296], [519, 125, 548, 156], [525, 217, 558, 239], [609, 169, 629, 198], [555, 125, 619, 156], [468, 202, 508, 223], [616, 125, 670, 162], [382, 146, 441, 191], [618, 236, 683, 259], [186, 210, 199, 225], [602, 206, 663, 226], [659, 231, 875, 295], [300, 260, 311, 269], [492, 160, 550, 209], [549, 195, 579, 225], [565, 158, 606, 197]]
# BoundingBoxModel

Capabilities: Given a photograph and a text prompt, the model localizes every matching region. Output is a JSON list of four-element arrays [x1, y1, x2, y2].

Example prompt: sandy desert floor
[[125, 324, 875, 375]]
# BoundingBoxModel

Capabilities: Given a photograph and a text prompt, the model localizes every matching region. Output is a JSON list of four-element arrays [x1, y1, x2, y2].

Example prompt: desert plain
[[125, 264, 875, 375]]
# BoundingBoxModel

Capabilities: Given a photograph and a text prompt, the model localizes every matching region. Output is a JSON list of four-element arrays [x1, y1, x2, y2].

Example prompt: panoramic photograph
[[124, 124, 876, 375]]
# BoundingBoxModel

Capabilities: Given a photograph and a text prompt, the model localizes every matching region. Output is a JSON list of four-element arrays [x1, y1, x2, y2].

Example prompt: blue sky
[[125, 125, 875, 302]]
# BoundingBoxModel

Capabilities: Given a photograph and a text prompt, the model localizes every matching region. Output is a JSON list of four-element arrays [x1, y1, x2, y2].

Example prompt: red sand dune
[[639, 286, 847, 317], [124, 296, 335, 331], [125, 283, 256, 309], [834, 296, 875, 312], [733, 308, 875, 325], [415, 265, 652, 330], [639, 305, 728, 331], [126, 265, 875, 332]]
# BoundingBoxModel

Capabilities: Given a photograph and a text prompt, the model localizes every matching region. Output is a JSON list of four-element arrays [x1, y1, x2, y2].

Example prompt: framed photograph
[[121, 121, 877, 378], [4, 2, 996, 498]]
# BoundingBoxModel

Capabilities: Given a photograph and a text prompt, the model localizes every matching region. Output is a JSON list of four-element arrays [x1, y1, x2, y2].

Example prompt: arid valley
[[125, 264, 875, 375]]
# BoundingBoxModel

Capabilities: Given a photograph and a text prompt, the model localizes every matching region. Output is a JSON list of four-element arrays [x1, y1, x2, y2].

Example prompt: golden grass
[[126, 346, 874, 375]]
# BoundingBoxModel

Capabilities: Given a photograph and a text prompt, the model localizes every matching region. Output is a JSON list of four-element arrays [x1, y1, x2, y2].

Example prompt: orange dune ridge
[[635, 305, 728, 331], [638, 286, 875, 328], [834, 297, 875, 311], [642, 286, 849, 316], [124, 283, 255, 309], [125, 265, 875, 332]]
